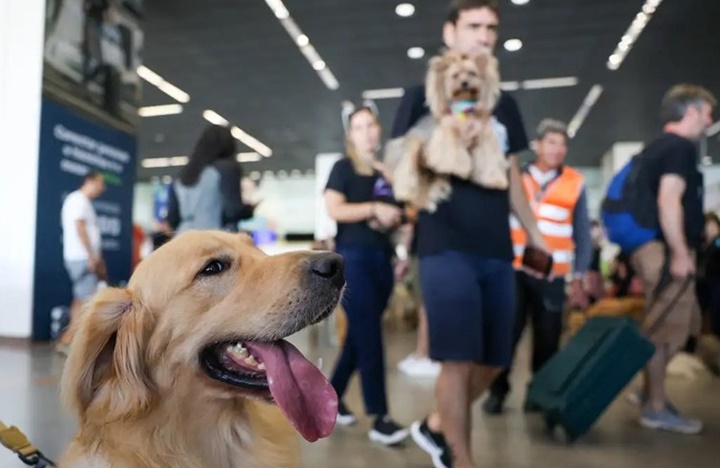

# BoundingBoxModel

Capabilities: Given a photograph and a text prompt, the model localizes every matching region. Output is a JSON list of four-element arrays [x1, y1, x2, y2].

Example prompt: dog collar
[[451, 100, 476, 116]]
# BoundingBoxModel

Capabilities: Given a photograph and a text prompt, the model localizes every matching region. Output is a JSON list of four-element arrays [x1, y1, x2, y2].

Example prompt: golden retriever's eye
[[197, 259, 229, 278]]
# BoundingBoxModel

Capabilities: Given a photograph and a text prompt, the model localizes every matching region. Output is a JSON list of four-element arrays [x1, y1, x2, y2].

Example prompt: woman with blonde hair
[[324, 101, 409, 446]]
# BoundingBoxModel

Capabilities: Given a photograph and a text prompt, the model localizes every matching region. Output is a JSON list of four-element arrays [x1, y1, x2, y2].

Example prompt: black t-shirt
[[643, 133, 704, 249], [325, 158, 397, 251], [390, 85, 529, 260]]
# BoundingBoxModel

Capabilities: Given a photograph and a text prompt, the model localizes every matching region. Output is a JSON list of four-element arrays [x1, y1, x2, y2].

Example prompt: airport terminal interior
[[2, 0, 720, 467]]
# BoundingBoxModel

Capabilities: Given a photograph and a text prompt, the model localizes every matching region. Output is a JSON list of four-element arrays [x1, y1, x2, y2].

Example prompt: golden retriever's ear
[[60, 287, 154, 421], [426, 55, 450, 117]]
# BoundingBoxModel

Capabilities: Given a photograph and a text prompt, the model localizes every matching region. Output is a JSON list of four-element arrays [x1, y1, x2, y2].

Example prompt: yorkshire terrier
[[391, 50, 506, 212]]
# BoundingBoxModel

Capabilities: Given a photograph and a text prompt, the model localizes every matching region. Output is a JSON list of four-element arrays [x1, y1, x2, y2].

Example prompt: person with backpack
[[603, 84, 716, 434]]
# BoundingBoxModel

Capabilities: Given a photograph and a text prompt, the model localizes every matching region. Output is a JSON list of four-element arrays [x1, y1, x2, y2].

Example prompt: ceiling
[[136, 0, 720, 181]]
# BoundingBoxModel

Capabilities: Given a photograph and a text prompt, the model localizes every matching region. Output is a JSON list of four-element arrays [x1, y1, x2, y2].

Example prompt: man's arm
[[658, 174, 691, 259], [508, 155, 547, 250], [75, 219, 100, 270], [571, 187, 593, 276]]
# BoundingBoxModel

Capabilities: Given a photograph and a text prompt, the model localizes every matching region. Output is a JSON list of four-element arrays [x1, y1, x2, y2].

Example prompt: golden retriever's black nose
[[310, 253, 345, 289]]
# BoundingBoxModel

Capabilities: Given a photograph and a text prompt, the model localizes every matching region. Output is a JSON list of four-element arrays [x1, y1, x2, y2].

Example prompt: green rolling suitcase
[[525, 315, 656, 443]]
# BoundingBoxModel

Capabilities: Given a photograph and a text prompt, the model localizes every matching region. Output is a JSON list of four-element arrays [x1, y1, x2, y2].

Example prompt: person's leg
[[485, 271, 528, 413], [363, 253, 411, 444], [632, 243, 702, 433], [416, 303, 429, 356], [329, 252, 364, 413], [399, 256, 440, 377], [530, 277, 565, 373], [436, 361, 475, 467], [58, 261, 98, 350], [358, 253, 393, 418], [524, 276, 565, 410], [477, 259, 517, 409], [412, 251, 483, 467]]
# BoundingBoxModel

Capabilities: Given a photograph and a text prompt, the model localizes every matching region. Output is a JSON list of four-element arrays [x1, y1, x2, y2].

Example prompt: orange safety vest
[[510, 166, 585, 277]]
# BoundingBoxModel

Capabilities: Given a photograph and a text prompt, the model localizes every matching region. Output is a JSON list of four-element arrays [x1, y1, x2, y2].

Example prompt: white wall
[[314, 153, 342, 240], [133, 182, 155, 231], [254, 175, 317, 236], [0, 0, 46, 338]]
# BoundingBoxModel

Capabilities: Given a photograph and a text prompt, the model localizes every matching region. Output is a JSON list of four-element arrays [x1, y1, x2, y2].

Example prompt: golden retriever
[[58, 230, 345, 468], [392, 49, 505, 212]]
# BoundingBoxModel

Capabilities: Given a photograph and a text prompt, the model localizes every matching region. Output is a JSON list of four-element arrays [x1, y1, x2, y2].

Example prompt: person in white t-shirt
[[57, 171, 106, 354]]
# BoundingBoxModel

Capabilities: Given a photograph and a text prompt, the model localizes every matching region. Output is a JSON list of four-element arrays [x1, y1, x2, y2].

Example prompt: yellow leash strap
[[0, 420, 55, 466]]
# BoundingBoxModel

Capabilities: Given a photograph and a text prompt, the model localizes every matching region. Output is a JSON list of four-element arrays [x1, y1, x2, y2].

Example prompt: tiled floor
[[1, 326, 718, 467]]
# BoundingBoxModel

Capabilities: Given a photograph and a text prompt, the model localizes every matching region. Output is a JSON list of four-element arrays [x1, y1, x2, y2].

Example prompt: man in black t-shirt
[[629, 84, 715, 435], [390, 2, 549, 466]]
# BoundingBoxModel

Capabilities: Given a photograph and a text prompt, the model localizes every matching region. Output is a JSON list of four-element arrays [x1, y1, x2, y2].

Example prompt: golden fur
[[391, 50, 506, 212], [58, 230, 343, 468]]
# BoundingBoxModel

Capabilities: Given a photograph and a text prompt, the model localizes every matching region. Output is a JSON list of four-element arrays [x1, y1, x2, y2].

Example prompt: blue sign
[[32, 98, 137, 340]]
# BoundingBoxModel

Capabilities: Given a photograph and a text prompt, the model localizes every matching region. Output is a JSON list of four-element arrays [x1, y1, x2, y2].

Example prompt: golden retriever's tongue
[[245, 341, 338, 442]]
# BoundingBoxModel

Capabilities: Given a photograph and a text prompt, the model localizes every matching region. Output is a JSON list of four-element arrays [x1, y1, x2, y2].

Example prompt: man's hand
[[670, 250, 695, 280], [393, 257, 410, 283], [373, 202, 403, 228], [87, 255, 105, 280], [569, 277, 589, 310]]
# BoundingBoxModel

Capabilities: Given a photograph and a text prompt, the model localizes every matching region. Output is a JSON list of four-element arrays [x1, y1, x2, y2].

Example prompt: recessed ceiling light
[[504, 38, 523, 52], [312, 60, 326, 71], [395, 3, 415, 17], [511, 0, 530, 5], [296, 34, 309, 47], [407, 47, 425, 59]]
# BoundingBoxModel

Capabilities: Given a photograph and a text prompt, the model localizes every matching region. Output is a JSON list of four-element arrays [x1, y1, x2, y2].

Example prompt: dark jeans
[[330, 246, 394, 416], [490, 270, 566, 398]]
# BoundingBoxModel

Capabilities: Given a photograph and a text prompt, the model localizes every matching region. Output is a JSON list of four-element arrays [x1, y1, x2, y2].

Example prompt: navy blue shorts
[[420, 250, 516, 367]]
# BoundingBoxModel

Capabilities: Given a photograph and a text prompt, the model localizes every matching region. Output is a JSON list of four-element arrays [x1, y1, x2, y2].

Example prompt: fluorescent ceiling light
[[142, 152, 264, 168], [137, 66, 190, 103], [607, 0, 663, 71], [395, 3, 415, 17], [202, 109, 229, 126], [521, 76, 578, 89], [138, 104, 183, 117], [511, 0, 530, 4], [567, 84, 604, 139], [231, 126, 273, 157], [263, 0, 339, 90], [707, 121, 720, 137], [407, 47, 425, 59], [141, 156, 189, 168], [202, 109, 273, 157], [362, 88, 405, 100], [237, 152, 261, 163], [504, 39, 523, 52], [363, 76, 578, 100]]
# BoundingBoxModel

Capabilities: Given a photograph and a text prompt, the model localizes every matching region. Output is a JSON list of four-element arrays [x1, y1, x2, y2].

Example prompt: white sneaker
[[399, 354, 440, 377]]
